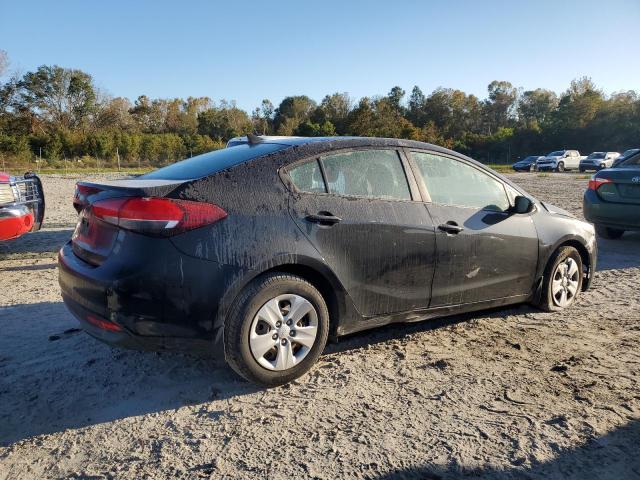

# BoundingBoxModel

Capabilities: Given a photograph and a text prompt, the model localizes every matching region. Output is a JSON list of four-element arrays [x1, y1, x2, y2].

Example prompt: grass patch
[[486, 164, 513, 173]]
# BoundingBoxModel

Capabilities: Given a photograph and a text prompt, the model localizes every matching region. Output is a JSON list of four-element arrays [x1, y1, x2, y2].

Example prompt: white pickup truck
[[536, 150, 586, 172]]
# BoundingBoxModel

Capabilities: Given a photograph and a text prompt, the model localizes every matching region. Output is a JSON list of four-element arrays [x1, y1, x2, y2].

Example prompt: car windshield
[[521, 156, 538, 162], [587, 152, 606, 159], [140, 143, 289, 180], [547, 151, 564, 157]]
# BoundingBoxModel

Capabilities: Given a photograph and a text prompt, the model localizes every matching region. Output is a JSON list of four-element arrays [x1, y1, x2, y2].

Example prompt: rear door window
[[288, 160, 327, 193], [320, 149, 411, 200], [411, 152, 510, 211]]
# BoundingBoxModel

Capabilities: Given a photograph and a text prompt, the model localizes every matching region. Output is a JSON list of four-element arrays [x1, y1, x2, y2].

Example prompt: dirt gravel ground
[[0, 172, 639, 480]]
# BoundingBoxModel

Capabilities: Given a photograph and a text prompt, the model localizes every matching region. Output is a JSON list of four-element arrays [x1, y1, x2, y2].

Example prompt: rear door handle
[[305, 212, 342, 226], [438, 222, 464, 234]]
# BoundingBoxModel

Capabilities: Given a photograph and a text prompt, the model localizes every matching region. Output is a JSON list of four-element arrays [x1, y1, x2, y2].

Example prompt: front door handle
[[438, 222, 464, 234], [305, 212, 342, 226]]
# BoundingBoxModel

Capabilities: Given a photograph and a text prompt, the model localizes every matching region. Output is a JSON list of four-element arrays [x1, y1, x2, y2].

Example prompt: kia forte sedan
[[584, 151, 640, 239], [58, 136, 596, 386]]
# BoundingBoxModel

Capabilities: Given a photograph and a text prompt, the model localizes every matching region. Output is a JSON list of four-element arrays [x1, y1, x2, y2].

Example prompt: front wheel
[[555, 162, 565, 173], [534, 246, 583, 312], [224, 273, 329, 387], [595, 225, 625, 240]]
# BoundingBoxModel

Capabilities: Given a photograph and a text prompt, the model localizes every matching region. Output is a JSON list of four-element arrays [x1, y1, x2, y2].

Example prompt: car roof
[[228, 135, 464, 157]]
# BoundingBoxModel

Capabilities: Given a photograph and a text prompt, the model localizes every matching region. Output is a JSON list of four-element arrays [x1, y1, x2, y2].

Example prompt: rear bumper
[[62, 293, 216, 354], [583, 190, 640, 230], [58, 238, 244, 355]]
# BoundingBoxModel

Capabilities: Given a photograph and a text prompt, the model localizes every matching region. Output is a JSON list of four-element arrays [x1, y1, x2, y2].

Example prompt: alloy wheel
[[249, 294, 319, 371], [551, 257, 579, 307]]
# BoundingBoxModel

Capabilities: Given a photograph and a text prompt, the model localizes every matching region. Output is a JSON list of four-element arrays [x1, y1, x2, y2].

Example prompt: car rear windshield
[[621, 153, 640, 166], [140, 143, 289, 180]]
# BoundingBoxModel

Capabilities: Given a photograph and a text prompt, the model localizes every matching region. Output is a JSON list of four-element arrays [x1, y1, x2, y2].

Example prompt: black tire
[[556, 161, 565, 173], [534, 246, 583, 312], [224, 272, 329, 387], [595, 225, 625, 240]]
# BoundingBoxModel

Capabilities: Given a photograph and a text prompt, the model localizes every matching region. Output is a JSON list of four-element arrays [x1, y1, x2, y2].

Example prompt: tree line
[[1, 52, 638, 169]]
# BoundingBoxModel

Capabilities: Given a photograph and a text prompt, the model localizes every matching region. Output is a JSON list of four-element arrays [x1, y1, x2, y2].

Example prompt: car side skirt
[[336, 293, 531, 337]]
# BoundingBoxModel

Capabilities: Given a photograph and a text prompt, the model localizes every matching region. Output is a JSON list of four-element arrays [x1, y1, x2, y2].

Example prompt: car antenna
[[246, 133, 263, 145]]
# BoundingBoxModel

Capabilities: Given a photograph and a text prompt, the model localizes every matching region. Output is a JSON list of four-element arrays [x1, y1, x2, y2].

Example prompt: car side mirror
[[513, 196, 533, 214]]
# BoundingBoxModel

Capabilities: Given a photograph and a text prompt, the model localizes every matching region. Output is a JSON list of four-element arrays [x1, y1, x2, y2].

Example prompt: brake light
[[74, 184, 103, 212], [91, 197, 227, 236], [588, 176, 612, 191]]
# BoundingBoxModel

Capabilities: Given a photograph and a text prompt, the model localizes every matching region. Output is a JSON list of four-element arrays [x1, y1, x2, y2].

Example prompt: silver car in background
[[579, 152, 620, 172]]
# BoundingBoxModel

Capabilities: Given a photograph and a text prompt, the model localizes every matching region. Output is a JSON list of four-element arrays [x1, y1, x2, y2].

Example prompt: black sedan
[[512, 155, 544, 172], [59, 136, 596, 386], [584, 151, 640, 239]]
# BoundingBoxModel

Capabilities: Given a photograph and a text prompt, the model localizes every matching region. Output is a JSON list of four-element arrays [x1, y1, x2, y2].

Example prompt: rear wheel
[[595, 225, 625, 240], [534, 246, 583, 312], [224, 273, 329, 387]]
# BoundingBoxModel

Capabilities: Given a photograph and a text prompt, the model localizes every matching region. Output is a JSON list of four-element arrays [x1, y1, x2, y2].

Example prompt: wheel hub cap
[[277, 324, 291, 338], [249, 294, 319, 371], [551, 258, 579, 308]]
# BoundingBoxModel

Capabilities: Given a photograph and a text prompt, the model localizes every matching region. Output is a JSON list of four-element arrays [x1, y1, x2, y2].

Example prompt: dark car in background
[[612, 148, 640, 168], [58, 136, 596, 386], [512, 155, 544, 172], [584, 151, 640, 239]]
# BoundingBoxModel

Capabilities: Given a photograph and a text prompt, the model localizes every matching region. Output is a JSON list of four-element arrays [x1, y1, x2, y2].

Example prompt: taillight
[[588, 176, 612, 191], [74, 184, 103, 212], [91, 197, 227, 236]]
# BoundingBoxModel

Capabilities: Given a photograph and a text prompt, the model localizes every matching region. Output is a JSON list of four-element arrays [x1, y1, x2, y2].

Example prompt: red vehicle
[[0, 172, 45, 241]]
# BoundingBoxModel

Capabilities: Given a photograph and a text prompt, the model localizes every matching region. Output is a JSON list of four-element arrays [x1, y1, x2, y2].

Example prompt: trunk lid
[[592, 167, 640, 205]]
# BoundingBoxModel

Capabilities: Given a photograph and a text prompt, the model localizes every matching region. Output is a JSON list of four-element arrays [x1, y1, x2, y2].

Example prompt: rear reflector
[[588, 176, 613, 191], [91, 197, 227, 236], [85, 314, 122, 332]]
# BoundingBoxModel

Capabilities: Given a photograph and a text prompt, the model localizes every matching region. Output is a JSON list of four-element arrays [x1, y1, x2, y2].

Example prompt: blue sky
[[1, 0, 638, 111]]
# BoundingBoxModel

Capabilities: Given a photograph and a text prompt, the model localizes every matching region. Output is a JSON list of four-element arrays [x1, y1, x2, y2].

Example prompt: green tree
[[518, 89, 558, 128], [482, 80, 517, 134], [273, 96, 317, 135], [18, 65, 97, 129], [197, 101, 252, 140]]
